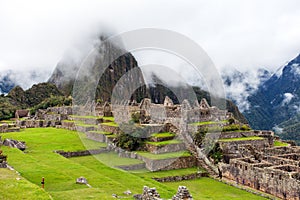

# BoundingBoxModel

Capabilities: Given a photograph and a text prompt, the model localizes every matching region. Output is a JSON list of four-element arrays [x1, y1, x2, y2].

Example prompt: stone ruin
[[134, 186, 161, 200], [108, 96, 230, 126], [134, 186, 193, 200], [221, 145, 300, 199], [0, 149, 7, 168], [172, 186, 193, 200], [1, 137, 26, 151], [9, 96, 300, 199], [76, 176, 88, 185]]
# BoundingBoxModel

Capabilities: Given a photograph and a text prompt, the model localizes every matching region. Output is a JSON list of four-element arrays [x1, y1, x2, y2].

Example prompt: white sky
[[1, 0, 300, 74]]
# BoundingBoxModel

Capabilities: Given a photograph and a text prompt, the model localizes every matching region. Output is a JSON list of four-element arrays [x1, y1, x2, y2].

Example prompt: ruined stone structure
[[9, 96, 300, 199], [109, 97, 230, 126], [172, 186, 193, 200], [221, 146, 300, 199]]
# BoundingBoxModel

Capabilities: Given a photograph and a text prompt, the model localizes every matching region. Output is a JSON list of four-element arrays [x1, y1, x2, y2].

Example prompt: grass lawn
[[101, 122, 119, 127], [88, 130, 113, 135], [70, 152, 144, 168], [163, 178, 267, 200], [0, 127, 269, 200], [0, 168, 51, 200], [218, 136, 264, 142], [190, 120, 228, 126], [69, 115, 101, 119], [273, 140, 289, 147], [151, 132, 175, 138], [102, 116, 115, 122], [0, 128, 174, 199], [146, 139, 181, 146], [136, 150, 191, 160], [134, 167, 203, 179]]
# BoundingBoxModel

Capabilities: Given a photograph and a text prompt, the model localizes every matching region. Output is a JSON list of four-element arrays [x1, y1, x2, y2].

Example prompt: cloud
[[1, 0, 300, 91], [1, 1, 300, 70], [273, 125, 284, 134], [222, 68, 271, 111], [282, 93, 294, 105]]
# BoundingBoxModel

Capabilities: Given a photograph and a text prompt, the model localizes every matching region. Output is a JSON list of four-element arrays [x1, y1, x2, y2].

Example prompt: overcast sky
[[1, 0, 300, 75]]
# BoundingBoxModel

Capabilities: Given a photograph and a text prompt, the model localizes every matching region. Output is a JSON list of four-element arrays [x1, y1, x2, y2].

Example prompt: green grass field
[[146, 139, 181, 147], [0, 168, 51, 200], [190, 120, 228, 126], [151, 132, 175, 138], [273, 140, 289, 147], [0, 128, 268, 199], [218, 136, 264, 142]]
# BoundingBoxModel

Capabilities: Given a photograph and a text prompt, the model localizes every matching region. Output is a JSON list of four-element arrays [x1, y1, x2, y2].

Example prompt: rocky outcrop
[[2, 138, 26, 151]]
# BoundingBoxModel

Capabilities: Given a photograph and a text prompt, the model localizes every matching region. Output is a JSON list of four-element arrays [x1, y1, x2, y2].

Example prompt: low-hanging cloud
[[1, 0, 300, 94], [282, 93, 294, 106], [221, 68, 271, 112]]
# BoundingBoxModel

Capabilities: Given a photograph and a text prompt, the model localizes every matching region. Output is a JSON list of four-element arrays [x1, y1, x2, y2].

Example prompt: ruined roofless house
[[15, 110, 30, 119]]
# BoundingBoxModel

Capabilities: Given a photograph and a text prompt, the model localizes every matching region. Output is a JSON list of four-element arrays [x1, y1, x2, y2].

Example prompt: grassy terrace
[[0, 168, 51, 200], [218, 136, 264, 142], [151, 132, 175, 138], [0, 128, 268, 199], [69, 115, 101, 119], [164, 178, 267, 200], [190, 120, 228, 126], [1, 128, 175, 199], [88, 130, 113, 135], [136, 150, 191, 160], [101, 121, 119, 127], [102, 116, 115, 121], [135, 167, 203, 178], [71, 152, 144, 168], [273, 140, 289, 147], [146, 139, 181, 147]]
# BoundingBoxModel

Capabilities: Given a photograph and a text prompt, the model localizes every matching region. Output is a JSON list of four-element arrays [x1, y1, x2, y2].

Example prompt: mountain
[[48, 36, 148, 103], [7, 83, 63, 108], [0, 70, 52, 95], [244, 54, 300, 143], [0, 82, 63, 120], [0, 71, 15, 94], [222, 68, 271, 112]]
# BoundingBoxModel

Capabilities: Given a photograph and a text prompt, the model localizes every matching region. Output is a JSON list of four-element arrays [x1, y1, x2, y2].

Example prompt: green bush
[[115, 122, 149, 151], [131, 111, 140, 123], [193, 127, 208, 147], [208, 143, 223, 164], [30, 96, 72, 115]]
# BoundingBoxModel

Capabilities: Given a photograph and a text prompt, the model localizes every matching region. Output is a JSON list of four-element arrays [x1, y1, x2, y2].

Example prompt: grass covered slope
[[0, 128, 175, 199], [0, 168, 51, 200], [0, 128, 268, 199]]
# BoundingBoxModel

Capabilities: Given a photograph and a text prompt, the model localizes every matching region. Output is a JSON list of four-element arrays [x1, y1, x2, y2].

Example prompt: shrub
[[131, 111, 141, 123], [208, 143, 223, 164], [115, 122, 149, 151]]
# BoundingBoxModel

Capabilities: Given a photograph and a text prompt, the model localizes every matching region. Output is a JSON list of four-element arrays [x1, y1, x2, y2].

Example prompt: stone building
[[221, 146, 300, 199]]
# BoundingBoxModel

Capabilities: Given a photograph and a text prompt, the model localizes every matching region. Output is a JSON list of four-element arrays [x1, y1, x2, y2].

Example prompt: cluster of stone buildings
[[1, 96, 300, 199]]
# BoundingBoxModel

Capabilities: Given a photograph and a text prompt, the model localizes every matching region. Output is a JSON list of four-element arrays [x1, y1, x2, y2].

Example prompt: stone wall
[[55, 148, 107, 158], [145, 143, 186, 154], [86, 132, 115, 143], [99, 124, 121, 134], [61, 121, 76, 131], [220, 138, 269, 155], [143, 156, 197, 172], [116, 163, 146, 171], [221, 158, 300, 200], [153, 172, 208, 182]]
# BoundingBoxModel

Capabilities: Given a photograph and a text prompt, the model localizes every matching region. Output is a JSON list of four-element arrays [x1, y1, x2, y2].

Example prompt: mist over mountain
[[0, 70, 51, 95], [222, 68, 272, 112], [243, 54, 300, 143]]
